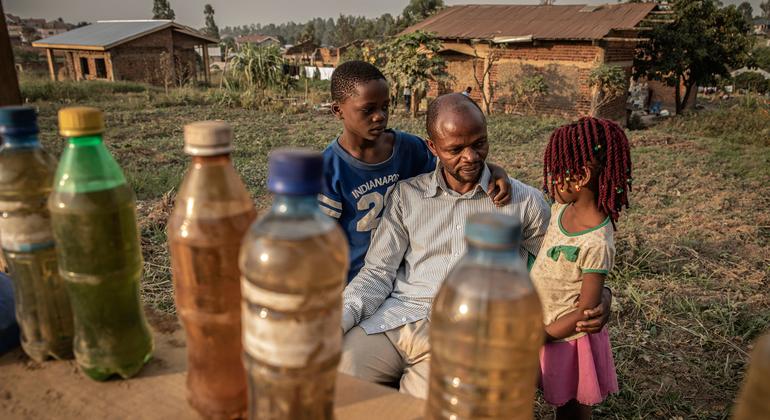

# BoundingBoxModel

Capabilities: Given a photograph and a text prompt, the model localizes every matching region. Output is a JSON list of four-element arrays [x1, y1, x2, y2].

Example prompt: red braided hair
[[543, 117, 632, 223]]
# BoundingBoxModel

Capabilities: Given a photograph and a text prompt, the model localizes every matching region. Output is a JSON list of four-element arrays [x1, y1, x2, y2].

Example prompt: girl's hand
[[486, 162, 512, 206], [575, 287, 612, 333]]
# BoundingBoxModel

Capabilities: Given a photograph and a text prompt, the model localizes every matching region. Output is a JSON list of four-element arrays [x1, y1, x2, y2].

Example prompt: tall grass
[[20, 78, 151, 103]]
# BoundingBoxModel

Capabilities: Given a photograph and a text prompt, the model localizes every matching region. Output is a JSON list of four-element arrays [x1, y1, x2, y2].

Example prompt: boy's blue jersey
[[320, 130, 436, 284]]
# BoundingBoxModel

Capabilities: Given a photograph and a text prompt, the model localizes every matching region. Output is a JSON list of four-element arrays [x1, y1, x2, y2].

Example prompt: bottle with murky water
[[168, 121, 256, 419], [48, 107, 153, 380], [0, 106, 73, 362], [733, 333, 770, 419], [427, 213, 543, 420], [239, 149, 348, 420]]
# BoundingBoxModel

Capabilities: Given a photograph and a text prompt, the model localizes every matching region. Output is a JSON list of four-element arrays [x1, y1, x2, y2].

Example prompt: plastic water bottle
[[0, 106, 73, 362], [168, 121, 256, 418], [427, 213, 543, 420], [733, 333, 770, 419], [240, 149, 348, 419], [48, 107, 153, 380]]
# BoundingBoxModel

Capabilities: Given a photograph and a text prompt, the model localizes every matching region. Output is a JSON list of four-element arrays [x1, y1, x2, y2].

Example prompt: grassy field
[[25, 83, 770, 419]]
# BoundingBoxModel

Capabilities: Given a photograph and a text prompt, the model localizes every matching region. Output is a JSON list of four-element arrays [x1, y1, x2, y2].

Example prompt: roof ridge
[[96, 19, 171, 23]]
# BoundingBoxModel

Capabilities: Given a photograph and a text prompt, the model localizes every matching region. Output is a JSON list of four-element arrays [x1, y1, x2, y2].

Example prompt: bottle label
[[0, 199, 55, 252], [241, 278, 342, 369]]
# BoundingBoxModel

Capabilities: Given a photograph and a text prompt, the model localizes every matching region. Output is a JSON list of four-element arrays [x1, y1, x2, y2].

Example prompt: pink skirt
[[539, 327, 619, 407]]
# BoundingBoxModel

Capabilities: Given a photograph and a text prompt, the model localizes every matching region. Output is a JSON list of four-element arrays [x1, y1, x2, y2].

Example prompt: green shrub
[[733, 71, 770, 93], [20, 79, 150, 102]]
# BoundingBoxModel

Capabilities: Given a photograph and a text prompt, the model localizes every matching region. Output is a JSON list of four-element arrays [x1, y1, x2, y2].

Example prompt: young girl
[[530, 116, 631, 419]]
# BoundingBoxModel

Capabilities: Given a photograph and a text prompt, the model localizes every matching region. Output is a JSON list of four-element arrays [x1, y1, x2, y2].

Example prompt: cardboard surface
[[0, 314, 423, 419]]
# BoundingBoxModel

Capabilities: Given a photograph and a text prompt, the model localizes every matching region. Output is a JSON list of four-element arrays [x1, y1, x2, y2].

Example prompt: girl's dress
[[530, 203, 619, 407]]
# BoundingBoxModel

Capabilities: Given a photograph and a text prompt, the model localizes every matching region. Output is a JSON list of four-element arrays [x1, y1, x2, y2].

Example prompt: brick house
[[402, 3, 659, 120], [235, 34, 281, 49], [32, 20, 218, 86]]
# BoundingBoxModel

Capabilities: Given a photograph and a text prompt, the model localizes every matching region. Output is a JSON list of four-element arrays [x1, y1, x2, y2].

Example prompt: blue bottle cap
[[267, 148, 323, 195], [0, 106, 39, 136], [465, 213, 522, 250]]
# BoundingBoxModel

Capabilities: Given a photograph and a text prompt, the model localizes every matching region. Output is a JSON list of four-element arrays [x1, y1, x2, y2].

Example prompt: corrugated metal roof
[[32, 20, 217, 50], [402, 3, 657, 41]]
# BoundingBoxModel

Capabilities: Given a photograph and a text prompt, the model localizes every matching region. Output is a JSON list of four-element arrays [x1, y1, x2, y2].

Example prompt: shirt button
[[455, 252, 461, 257], [401, 317, 407, 322], [380, 324, 386, 330], [455, 225, 461, 230]]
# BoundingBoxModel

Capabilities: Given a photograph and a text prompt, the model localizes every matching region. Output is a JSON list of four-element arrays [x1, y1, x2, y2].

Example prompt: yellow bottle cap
[[58, 107, 105, 137]]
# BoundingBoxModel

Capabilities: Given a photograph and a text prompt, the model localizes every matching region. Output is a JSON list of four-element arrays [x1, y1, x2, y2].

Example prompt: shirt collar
[[424, 162, 491, 198]]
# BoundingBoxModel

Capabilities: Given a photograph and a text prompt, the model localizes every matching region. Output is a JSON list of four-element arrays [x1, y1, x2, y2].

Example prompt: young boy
[[319, 61, 513, 283]]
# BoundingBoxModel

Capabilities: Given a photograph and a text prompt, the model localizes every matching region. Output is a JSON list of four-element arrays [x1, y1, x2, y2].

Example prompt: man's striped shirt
[[341, 163, 551, 335]]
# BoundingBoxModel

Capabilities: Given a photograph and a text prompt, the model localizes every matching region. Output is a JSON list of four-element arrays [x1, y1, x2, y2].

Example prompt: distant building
[[401, 3, 664, 120], [283, 40, 318, 65], [754, 18, 770, 35], [235, 34, 280, 49], [32, 20, 218, 85]]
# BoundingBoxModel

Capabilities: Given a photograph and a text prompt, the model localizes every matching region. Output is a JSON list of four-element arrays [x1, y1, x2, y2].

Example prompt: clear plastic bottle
[[168, 121, 255, 419], [733, 333, 770, 419], [0, 106, 73, 362], [48, 107, 153, 380], [239, 149, 348, 420], [427, 213, 543, 420]]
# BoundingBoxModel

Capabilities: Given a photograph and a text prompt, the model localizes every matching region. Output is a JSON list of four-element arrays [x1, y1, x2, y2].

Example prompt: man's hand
[[575, 287, 612, 333], [486, 163, 512, 207]]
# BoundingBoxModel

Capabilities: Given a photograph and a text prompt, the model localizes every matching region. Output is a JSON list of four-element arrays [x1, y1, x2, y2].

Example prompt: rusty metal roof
[[402, 3, 657, 41]]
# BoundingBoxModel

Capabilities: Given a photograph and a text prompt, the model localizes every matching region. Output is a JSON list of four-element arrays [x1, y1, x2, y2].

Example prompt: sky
[[5, 0, 764, 28]]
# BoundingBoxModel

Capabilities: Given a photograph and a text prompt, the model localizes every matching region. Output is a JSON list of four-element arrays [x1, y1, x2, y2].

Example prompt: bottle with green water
[[0, 106, 74, 362], [48, 107, 153, 380]]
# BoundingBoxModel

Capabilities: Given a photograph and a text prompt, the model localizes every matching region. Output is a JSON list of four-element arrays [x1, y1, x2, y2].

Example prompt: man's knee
[[339, 327, 402, 384]]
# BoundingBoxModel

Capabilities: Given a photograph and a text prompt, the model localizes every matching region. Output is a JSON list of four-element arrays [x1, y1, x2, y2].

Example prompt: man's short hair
[[426, 93, 485, 140], [331, 60, 386, 103]]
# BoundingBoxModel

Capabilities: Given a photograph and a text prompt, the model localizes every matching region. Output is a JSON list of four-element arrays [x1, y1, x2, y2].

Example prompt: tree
[[378, 31, 450, 117], [152, 0, 175, 20], [588, 64, 628, 117], [204, 4, 219, 39], [753, 46, 770, 72], [761, 0, 770, 18], [470, 43, 503, 115], [298, 23, 316, 44], [402, 0, 444, 25], [737, 2, 753, 23], [634, 0, 753, 114]]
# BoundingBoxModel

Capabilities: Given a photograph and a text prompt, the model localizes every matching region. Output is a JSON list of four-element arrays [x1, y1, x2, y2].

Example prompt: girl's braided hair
[[543, 117, 632, 223]]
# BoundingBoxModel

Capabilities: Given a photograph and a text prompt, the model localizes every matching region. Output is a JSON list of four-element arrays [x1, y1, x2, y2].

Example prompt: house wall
[[106, 28, 205, 86], [431, 41, 633, 121]]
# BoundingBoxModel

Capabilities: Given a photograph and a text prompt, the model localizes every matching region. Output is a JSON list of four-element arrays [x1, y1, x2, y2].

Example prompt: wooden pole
[[202, 43, 210, 85], [46, 49, 56, 81], [0, 1, 22, 106]]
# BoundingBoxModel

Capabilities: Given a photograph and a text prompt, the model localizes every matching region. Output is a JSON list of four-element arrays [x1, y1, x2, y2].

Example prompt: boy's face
[[332, 79, 390, 142], [427, 105, 489, 186]]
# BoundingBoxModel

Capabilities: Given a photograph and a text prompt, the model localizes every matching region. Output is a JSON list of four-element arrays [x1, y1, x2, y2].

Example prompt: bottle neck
[[1, 133, 40, 149], [271, 194, 319, 216], [68, 134, 104, 146], [191, 154, 232, 165]]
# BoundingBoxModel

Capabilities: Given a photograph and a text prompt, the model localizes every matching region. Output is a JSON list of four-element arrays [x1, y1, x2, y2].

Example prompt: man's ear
[[331, 102, 343, 120], [426, 138, 439, 157]]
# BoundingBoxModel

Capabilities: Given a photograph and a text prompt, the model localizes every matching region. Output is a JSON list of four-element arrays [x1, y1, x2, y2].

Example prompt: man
[[338, 93, 611, 398]]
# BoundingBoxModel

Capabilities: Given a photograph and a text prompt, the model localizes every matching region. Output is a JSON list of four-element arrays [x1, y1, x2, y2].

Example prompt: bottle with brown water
[[427, 213, 543, 420], [0, 106, 73, 362], [733, 333, 770, 419], [168, 121, 255, 419], [239, 149, 348, 420]]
